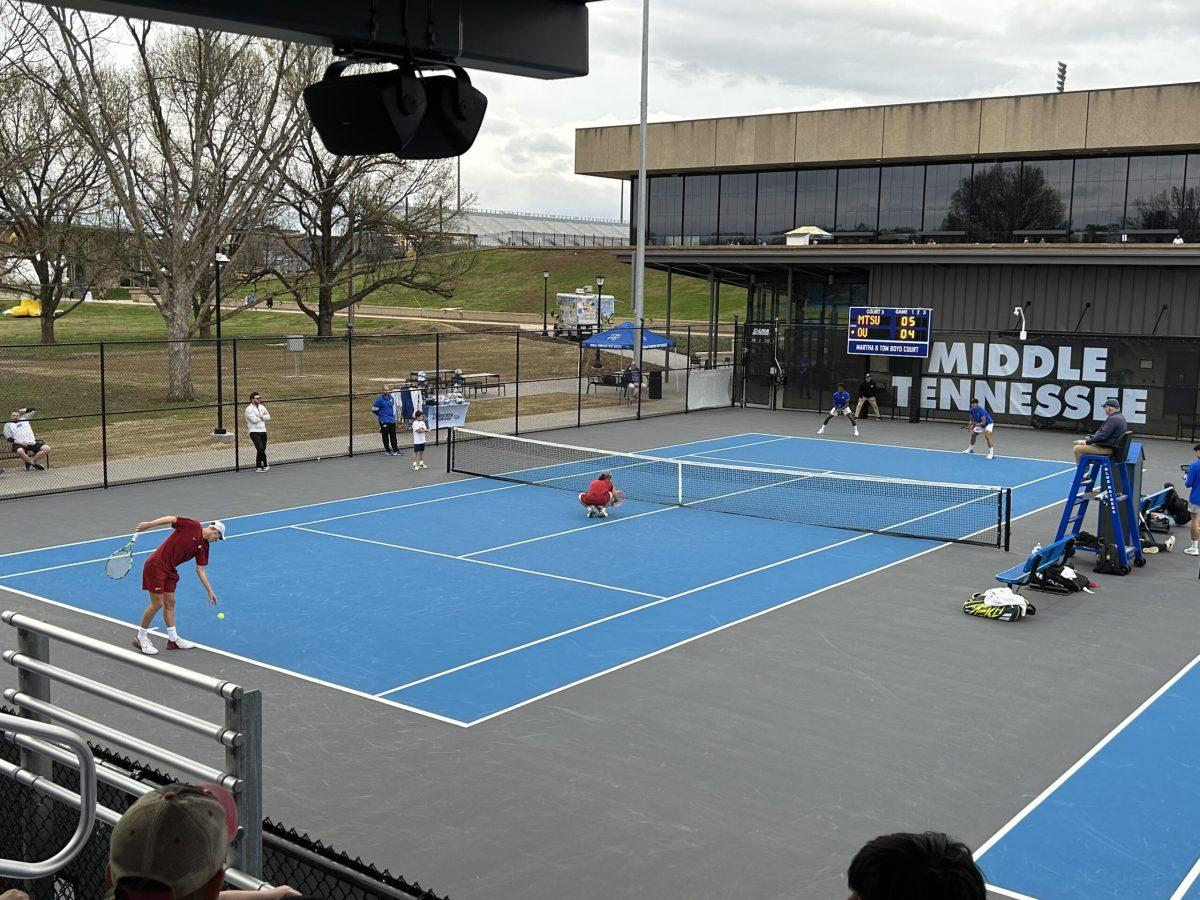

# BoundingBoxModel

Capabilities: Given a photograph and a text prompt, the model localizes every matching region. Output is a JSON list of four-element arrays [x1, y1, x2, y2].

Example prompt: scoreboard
[[847, 307, 933, 357]]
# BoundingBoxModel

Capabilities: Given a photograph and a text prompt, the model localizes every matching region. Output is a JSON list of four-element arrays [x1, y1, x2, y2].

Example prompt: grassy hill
[[261, 247, 744, 323]]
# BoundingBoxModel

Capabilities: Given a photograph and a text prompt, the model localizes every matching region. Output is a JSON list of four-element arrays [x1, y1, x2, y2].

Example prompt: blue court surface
[[0, 432, 1073, 727], [976, 649, 1200, 900]]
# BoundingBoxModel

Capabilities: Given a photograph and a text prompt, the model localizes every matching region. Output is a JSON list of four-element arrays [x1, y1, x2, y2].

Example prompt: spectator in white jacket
[[245, 393, 271, 472], [4, 408, 49, 470]]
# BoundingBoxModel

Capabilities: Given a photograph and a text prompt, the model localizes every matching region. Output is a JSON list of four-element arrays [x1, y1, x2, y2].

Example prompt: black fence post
[[577, 337, 583, 428], [636, 321, 643, 420], [99, 341, 109, 489], [434, 331, 441, 447], [731, 318, 739, 408], [347, 331, 354, 457], [232, 338, 239, 472], [514, 329, 521, 435], [685, 326, 692, 413]]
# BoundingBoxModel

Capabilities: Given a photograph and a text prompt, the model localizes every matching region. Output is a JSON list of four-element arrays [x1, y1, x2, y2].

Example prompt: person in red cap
[[132, 516, 226, 656], [105, 782, 301, 900], [578, 471, 617, 518]]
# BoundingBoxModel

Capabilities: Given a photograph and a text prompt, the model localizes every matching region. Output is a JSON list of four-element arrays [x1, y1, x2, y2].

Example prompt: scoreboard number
[[847, 307, 933, 358]]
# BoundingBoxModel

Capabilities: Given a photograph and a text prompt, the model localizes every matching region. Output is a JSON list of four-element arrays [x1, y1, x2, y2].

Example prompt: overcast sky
[[460, 0, 1200, 220]]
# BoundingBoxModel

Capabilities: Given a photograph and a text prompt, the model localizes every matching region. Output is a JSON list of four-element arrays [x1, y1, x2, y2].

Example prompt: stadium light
[[1056, 61, 1067, 93], [1013, 303, 1029, 341]]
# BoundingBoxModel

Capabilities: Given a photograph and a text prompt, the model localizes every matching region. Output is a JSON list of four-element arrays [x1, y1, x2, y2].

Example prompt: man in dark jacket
[[1073, 398, 1128, 462], [855, 373, 883, 421]]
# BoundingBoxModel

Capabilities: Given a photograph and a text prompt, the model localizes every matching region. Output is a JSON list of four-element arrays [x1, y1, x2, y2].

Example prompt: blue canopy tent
[[581, 321, 675, 350]]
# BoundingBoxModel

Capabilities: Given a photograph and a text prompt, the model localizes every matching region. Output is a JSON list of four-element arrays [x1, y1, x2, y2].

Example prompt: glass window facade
[[835, 167, 880, 232], [878, 165, 924, 234], [1125, 155, 1185, 231], [755, 170, 796, 245], [633, 152, 1200, 246], [718, 173, 757, 244], [795, 169, 836, 232], [681, 174, 719, 245], [1072, 156, 1128, 241]]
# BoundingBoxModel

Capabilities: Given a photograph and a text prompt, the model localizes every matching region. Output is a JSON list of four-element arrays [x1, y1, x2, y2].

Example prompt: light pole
[[542, 270, 550, 335], [213, 251, 230, 437], [593, 274, 605, 368]]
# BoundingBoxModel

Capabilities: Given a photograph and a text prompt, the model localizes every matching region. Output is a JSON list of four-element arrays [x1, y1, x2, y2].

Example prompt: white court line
[[973, 648, 1200, 863], [0, 583, 471, 728], [0, 430, 751, 561], [1170, 854, 1200, 900], [290, 526, 665, 600], [377, 467, 1061, 703], [462, 494, 1072, 726], [744, 430, 1074, 466], [461, 506, 676, 557], [0, 483, 525, 581], [984, 885, 1038, 900]]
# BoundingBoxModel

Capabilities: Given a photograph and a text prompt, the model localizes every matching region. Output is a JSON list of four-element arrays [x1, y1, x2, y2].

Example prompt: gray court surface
[[3, 409, 1197, 899]]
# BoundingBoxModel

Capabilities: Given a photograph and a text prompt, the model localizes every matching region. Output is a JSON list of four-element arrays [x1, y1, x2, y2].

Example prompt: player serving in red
[[131, 515, 225, 655], [579, 472, 617, 518]]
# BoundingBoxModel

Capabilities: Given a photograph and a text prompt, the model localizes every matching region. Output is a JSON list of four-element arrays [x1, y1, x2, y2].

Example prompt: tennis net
[[448, 428, 1011, 548]]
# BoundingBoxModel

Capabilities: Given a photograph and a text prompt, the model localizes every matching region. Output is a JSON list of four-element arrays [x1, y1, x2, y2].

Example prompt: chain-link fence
[[0, 326, 735, 501], [0, 717, 449, 900]]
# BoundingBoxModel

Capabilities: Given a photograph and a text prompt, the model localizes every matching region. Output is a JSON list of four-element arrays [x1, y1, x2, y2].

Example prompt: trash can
[[285, 334, 305, 352], [648, 370, 663, 400]]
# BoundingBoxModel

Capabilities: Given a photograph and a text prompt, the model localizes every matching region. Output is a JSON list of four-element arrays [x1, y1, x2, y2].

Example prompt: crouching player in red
[[579, 472, 617, 518], [132, 515, 225, 655]]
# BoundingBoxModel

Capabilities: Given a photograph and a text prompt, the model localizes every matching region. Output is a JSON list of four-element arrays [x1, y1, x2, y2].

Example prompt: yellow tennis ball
[[217, 612, 225, 620]]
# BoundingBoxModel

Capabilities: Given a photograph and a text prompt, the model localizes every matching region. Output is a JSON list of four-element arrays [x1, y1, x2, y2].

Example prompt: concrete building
[[574, 83, 1200, 437]]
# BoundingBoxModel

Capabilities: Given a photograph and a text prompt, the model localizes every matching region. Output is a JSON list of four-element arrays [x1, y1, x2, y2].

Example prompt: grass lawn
[[249, 247, 743, 322], [0, 302, 453, 345]]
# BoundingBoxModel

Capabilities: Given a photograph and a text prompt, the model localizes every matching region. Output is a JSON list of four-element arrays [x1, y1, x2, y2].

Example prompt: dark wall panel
[[868, 264, 1200, 336]]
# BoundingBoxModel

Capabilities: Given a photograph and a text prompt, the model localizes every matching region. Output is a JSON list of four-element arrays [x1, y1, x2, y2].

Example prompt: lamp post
[[213, 251, 230, 436], [542, 270, 550, 335], [593, 274, 605, 368]]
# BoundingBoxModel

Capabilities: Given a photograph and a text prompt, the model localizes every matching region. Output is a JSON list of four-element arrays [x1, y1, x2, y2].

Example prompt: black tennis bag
[[1164, 487, 1191, 526], [1027, 564, 1092, 594], [963, 591, 1035, 622], [1145, 510, 1174, 534], [1092, 539, 1127, 575]]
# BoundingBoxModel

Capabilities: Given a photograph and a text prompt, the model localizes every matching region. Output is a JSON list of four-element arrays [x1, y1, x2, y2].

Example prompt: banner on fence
[[424, 401, 470, 429]]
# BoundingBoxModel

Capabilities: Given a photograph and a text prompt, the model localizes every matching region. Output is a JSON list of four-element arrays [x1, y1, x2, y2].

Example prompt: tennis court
[[0, 428, 1074, 727]]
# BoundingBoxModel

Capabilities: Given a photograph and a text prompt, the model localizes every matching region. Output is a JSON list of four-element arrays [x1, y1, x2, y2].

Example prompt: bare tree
[[12, 6, 304, 398], [0, 65, 122, 343], [260, 51, 475, 337]]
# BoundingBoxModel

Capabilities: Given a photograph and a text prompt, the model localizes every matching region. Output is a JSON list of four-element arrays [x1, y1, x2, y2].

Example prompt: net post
[[99, 341, 109, 489], [676, 461, 683, 505], [998, 489, 1008, 554], [446, 427, 454, 473]]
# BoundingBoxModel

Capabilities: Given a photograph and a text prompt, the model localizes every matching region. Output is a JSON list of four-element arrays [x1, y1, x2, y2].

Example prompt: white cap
[[417, 371, 427, 378], [209, 521, 226, 540]]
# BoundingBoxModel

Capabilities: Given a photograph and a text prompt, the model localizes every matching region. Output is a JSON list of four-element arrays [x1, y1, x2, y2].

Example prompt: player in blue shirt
[[1183, 443, 1200, 555], [964, 399, 995, 459], [818, 383, 858, 437]]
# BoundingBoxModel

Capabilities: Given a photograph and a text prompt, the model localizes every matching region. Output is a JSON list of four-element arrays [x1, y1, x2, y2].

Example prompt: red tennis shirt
[[148, 518, 210, 573], [582, 478, 613, 505]]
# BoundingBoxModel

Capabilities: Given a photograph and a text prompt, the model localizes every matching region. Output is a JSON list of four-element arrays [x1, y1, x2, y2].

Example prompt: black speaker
[[401, 68, 488, 159], [303, 63, 427, 156]]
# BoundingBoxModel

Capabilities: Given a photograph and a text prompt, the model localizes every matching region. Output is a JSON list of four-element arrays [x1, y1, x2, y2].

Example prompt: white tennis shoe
[[853, 427, 859, 436], [586, 506, 597, 517], [963, 448, 974, 454], [817, 426, 825, 434], [132, 635, 158, 655], [1186, 545, 1200, 556], [987, 450, 994, 459], [167, 637, 196, 650], [598, 507, 608, 518]]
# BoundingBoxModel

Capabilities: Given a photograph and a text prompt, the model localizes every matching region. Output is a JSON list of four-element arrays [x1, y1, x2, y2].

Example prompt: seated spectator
[[1072, 398, 1127, 462], [451, 368, 466, 390], [624, 363, 642, 394], [105, 782, 304, 900], [847, 831, 985, 900], [4, 408, 50, 470]]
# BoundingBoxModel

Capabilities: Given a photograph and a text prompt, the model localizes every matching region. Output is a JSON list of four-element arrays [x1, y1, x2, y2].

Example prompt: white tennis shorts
[[973, 423, 994, 434], [829, 406, 852, 416]]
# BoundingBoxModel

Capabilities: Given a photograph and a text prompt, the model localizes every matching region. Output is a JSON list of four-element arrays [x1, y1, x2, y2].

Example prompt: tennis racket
[[611, 489, 626, 507], [105, 534, 138, 580]]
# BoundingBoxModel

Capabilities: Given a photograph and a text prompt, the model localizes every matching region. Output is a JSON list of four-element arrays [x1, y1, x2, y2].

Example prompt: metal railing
[[0, 714, 96, 879], [0, 611, 266, 888]]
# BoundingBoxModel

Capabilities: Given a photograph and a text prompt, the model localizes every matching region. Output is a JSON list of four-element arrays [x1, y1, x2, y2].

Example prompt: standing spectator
[[1184, 443, 1200, 556], [132, 516, 224, 655], [1072, 398, 1127, 462], [265, 296, 274, 309], [4, 408, 50, 470], [848, 831, 985, 900], [104, 781, 302, 900], [411, 409, 429, 470], [963, 398, 996, 459], [244, 392, 270, 472], [372, 385, 400, 456], [855, 373, 883, 421], [451, 368, 466, 391]]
